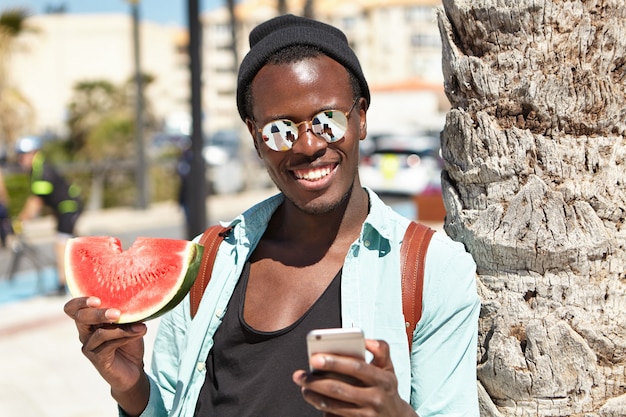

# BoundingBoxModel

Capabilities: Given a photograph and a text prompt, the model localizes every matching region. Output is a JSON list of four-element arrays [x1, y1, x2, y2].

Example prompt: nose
[[291, 121, 327, 155]]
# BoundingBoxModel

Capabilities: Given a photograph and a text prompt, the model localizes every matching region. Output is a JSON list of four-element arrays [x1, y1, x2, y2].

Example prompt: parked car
[[203, 130, 245, 194], [359, 134, 443, 196], [150, 132, 190, 157]]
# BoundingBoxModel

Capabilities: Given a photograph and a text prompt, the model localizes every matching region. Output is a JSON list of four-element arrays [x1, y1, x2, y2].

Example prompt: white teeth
[[295, 167, 332, 180]]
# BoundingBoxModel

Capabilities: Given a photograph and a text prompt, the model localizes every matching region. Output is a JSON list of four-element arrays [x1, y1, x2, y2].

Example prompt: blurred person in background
[[15, 136, 82, 295], [0, 161, 10, 247]]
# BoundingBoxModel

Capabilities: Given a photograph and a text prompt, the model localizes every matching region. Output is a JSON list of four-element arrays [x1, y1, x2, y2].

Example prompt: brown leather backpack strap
[[189, 225, 232, 319], [401, 221, 435, 351]]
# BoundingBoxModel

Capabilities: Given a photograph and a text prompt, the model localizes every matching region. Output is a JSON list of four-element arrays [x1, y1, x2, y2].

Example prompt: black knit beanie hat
[[236, 14, 370, 121]]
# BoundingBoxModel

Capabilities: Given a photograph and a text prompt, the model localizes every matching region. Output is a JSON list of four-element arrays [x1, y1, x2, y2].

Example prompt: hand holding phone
[[306, 328, 366, 384]]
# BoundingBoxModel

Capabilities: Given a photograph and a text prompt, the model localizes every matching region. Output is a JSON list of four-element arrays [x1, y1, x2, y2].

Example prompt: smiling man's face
[[247, 55, 367, 215]]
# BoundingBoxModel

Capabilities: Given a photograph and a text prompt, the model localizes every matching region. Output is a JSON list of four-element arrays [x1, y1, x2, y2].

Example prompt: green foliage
[[66, 79, 126, 152], [96, 159, 179, 209], [150, 160, 179, 203], [3, 170, 29, 218], [59, 75, 166, 209], [39, 138, 73, 163], [102, 167, 137, 208], [0, 7, 31, 36], [0, 8, 36, 147], [80, 116, 135, 162]]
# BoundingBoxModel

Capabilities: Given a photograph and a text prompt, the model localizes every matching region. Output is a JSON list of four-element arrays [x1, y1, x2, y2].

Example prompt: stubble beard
[[266, 154, 359, 215], [272, 174, 354, 215], [298, 183, 354, 215]]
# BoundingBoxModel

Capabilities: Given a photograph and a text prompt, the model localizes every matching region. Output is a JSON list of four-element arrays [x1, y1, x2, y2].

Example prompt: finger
[[67, 299, 125, 344], [308, 341, 395, 388], [73, 303, 121, 327], [366, 339, 395, 372], [309, 353, 368, 385], [82, 323, 146, 356], [65, 296, 117, 325], [294, 371, 330, 411], [300, 386, 358, 415], [292, 369, 307, 387], [297, 366, 392, 416], [63, 296, 96, 317]]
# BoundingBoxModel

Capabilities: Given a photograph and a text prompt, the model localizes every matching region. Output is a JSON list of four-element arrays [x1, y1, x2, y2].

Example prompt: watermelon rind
[[65, 237, 204, 323], [140, 242, 203, 322]]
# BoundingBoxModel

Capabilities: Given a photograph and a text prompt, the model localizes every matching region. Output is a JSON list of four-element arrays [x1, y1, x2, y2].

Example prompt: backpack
[[189, 222, 434, 351]]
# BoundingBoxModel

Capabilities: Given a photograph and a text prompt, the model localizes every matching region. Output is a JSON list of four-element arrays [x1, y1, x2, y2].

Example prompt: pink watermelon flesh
[[66, 236, 203, 323]]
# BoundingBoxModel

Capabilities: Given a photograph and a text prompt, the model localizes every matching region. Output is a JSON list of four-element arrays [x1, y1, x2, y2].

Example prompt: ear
[[245, 119, 262, 158], [358, 98, 368, 141]]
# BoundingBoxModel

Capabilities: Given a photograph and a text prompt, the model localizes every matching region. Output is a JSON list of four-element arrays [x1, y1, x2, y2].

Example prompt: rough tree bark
[[437, 1, 625, 416]]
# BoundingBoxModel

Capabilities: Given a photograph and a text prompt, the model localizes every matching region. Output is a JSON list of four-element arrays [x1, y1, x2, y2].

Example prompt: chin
[[286, 185, 353, 215]]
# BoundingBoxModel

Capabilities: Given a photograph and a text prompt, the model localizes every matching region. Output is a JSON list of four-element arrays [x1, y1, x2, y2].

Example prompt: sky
[[0, 0, 223, 27]]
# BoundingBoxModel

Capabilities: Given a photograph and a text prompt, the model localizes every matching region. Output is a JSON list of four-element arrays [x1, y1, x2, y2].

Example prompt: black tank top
[[193, 262, 342, 416]]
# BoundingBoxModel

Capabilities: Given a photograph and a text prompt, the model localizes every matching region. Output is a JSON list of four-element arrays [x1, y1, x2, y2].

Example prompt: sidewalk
[[0, 296, 122, 417]]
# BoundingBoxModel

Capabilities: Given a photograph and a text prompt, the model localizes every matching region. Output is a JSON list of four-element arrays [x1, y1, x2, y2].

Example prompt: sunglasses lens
[[261, 120, 298, 151], [259, 109, 350, 151], [312, 110, 349, 142]]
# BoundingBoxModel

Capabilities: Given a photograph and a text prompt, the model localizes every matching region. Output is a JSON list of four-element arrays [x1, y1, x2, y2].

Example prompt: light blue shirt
[[131, 188, 480, 417]]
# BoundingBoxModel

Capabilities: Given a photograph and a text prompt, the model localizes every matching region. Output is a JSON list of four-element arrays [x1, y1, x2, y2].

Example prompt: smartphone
[[306, 328, 366, 384]]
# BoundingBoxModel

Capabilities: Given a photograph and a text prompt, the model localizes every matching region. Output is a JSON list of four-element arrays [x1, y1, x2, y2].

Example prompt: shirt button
[[215, 309, 223, 318], [196, 362, 206, 372], [364, 240, 370, 247]]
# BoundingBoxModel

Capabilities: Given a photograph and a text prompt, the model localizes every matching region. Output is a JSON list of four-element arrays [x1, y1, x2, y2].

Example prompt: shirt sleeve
[[118, 302, 191, 417], [117, 379, 166, 417], [411, 234, 481, 417]]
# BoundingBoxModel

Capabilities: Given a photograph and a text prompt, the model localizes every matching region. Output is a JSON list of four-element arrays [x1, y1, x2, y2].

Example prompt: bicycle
[[1, 219, 57, 293]]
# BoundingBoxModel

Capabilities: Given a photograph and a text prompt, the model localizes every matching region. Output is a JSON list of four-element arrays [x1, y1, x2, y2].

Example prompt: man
[[0, 164, 9, 247], [64, 15, 480, 416], [16, 136, 81, 295]]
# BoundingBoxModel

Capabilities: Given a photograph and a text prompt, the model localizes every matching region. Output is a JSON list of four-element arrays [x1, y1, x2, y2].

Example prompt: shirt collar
[[222, 187, 394, 247], [361, 186, 396, 244]]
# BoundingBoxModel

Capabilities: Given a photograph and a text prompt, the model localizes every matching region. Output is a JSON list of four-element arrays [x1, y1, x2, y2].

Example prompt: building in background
[[204, 0, 446, 136], [7, 0, 445, 141], [9, 13, 189, 139]]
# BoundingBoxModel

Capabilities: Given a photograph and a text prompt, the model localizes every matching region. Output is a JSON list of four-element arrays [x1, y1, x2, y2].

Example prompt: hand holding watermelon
[[63, 236, 203, 416], [63, 295, 151, 416], [64, 236, 203, 323]]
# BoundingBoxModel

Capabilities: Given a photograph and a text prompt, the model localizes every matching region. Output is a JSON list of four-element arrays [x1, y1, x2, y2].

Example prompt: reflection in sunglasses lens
[[261, 111, 349, 151]]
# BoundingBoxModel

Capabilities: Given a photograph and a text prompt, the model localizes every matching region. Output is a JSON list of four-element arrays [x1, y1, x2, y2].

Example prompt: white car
[[203, 130, 245, 194], [359, 135, 443, 196]]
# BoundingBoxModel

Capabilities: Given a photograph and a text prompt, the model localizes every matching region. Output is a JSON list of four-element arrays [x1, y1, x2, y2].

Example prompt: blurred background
[[0, 0, 448, 225]]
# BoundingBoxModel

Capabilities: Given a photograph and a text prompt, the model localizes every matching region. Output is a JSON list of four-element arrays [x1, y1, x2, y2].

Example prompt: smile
[[293, 165, 334, 181]]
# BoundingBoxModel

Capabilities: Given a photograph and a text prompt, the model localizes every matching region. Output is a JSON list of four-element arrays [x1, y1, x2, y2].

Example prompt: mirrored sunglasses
[[256, 98, 359, 152]]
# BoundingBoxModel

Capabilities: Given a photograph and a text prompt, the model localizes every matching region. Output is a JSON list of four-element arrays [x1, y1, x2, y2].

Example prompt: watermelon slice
[[65, 236, 203, 323]]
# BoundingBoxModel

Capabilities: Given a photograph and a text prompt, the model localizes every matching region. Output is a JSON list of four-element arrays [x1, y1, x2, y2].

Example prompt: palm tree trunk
[[0, 9, 34, 146], [303, 0, 314, 18], [226, 0, 238, 69], [87, 169, 105, 211], [437, 0, 626, 415], [277, 0, 287, 15]]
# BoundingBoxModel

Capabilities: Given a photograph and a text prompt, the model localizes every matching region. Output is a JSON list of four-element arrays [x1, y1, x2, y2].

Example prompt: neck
[[271, 185, 369, 246]]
